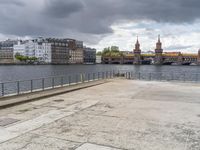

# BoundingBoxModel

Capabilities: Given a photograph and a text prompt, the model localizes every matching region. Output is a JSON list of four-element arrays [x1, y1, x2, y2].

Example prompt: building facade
[[96, 55, 102, 64], [0, 38, 97, 65], [0, 49, 14, 64], [83, 47, 96, 64], [46, 38, 69, 64], [14, 39, 52, 63], [34, 39, 52, 63], [0, 39, 17, 64], [69, 40, 84, 64]]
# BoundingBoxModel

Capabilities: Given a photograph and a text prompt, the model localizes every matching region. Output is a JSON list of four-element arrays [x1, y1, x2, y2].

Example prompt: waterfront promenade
[[0, 79, 200, 149]]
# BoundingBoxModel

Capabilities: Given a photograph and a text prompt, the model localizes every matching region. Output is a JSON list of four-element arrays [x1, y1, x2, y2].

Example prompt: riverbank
[[0, 79, 200, 150]]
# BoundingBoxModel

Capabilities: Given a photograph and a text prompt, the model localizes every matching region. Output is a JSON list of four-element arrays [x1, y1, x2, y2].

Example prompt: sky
[[0, 0, 200, 53]]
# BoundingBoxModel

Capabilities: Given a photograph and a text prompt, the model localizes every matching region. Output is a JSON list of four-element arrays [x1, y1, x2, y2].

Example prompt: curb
[[0, 80, 109, 108]]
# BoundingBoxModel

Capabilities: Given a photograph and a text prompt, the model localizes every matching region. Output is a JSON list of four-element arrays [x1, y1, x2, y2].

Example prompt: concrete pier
[[0, 79, 200, 150]]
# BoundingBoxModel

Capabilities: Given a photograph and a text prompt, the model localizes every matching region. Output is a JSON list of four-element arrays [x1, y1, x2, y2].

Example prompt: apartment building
[[69, 40, 84, 64], [83, 47, 96, 64], [13, 39, 52, 63], [0, 39, 17, 64], [46, 38, 69, 64]]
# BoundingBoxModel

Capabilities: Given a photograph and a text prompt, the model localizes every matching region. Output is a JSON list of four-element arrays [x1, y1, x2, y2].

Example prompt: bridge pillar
[[177, 52, 183, 65]]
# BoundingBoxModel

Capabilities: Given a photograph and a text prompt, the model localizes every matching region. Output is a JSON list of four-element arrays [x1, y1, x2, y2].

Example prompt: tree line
[[96, 46, 123, 57]]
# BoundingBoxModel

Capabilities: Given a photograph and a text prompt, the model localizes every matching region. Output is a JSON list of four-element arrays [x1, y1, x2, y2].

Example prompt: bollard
[[52, 77, 55, 88], [149, 73, 151, 81], [93, 73, 95, 81], [1, 83, 4, 96], [76, 75, 78, 84], [42, 78, 45, 90], [88, 74, 90, 82], [17, 81, 20, 95], [80, 74, 83, 83], [69, 76, 71, 85], [31, 80, 33, 92], [61, 76, 64, 86]]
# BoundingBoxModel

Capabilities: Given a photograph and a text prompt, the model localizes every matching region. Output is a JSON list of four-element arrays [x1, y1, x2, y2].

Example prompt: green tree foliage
[[101, 46, 123, 57], [15, 54, 38, 63], [96, 51, 102, 56], [110, 46, 119, 53]]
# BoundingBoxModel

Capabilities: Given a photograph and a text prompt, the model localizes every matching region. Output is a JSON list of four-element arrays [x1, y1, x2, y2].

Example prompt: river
[[0, 64, 200, 82]]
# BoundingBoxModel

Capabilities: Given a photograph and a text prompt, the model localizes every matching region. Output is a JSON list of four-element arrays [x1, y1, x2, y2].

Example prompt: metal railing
[[1, 70, 200, 98], [124, 71, 200, 83], [0, 71, 115, 97]]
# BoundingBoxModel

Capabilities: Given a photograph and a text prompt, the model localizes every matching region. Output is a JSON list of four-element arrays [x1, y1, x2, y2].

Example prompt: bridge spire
[[158, 34, 160, 43], [136, 36, 139, 44], [156, 35, 162, 50], [135, 36, 140, 51]]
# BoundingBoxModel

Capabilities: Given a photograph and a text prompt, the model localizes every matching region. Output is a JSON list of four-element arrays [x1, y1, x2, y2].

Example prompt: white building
[[13, 41, 28, 56], [96, 55, 102, 64], [34, 41, 51, 63], [13, 39, 52, 63]]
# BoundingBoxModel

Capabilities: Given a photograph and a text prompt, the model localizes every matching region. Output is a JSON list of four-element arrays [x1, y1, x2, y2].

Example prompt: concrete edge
[[0, 80, 110, 109]]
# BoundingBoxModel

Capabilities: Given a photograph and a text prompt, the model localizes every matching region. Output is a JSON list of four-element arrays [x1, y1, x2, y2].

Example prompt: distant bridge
[[102, 53, 199, 65]]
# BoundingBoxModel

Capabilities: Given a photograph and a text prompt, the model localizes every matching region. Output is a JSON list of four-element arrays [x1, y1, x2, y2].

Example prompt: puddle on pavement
[[54, 99, 65, 102]]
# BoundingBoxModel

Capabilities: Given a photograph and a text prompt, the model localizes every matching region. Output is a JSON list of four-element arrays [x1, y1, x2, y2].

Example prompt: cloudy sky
[[0, 0, 200, 53]]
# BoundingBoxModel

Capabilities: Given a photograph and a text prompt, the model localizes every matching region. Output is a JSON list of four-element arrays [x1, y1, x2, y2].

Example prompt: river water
[[0, 64, 200, 96], [0, 64, 200, 82]]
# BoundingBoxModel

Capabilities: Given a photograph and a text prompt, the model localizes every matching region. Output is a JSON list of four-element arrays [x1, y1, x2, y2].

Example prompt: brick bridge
[[102, 36, 200, 65]]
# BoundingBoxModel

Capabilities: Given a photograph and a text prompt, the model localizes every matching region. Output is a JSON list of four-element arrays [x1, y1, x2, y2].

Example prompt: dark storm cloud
[[0, 0, 200, 42], [0, 0, 25, 6], [43, 0, 84, 18]]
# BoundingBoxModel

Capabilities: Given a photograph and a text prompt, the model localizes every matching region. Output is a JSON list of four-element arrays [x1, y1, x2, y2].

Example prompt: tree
[[101, 46, 123, 57], [102, 47, 111, 56], [96, 51, 102, 56], [15, 54, 38, 63], [110, 46, 119, 53]]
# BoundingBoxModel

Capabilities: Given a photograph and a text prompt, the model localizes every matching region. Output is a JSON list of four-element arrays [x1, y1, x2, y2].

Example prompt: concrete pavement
[[0, 79, 200, 150]]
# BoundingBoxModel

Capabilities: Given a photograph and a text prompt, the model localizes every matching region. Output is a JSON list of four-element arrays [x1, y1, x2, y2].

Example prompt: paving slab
[[0, 133, 80, 150], [0, 118, 19, 127], [76, 143, 122, 150], [0, 79, 200, 150], [0, 99, 99, 143]]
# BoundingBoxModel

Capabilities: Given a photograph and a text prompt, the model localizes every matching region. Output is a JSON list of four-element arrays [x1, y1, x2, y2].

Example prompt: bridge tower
[[198, 49, 200, 65], [154, 35, 163, 65], [177, 52, 183, 65], [133, 36, 141, 65]]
